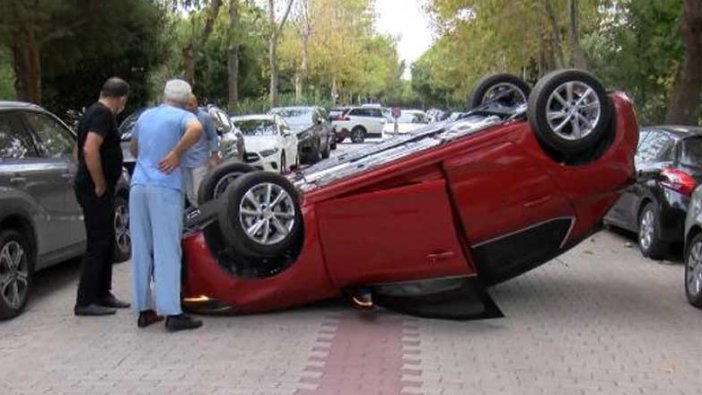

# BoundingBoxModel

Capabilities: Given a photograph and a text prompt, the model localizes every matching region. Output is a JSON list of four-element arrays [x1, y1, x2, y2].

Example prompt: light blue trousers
[[129, 184, 184, 316]]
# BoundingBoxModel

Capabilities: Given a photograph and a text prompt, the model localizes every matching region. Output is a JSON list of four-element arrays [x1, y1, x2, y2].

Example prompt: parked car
[[332, 106, 386, 143], [179, 70, 638, 319], [0, 101, 131, 319], [269, 106, 333, 164], [605, 126, 702, 259], [383, 110, 429, 135], [230, 114, 298, 173], [683, 186, 702, 309], [119, 106, 244, 175]]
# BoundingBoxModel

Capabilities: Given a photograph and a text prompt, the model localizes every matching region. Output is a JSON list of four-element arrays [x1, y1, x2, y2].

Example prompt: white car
[[332, 106, 386, 143], [231, 114, 298, 173], [383, 110, 429, 135]]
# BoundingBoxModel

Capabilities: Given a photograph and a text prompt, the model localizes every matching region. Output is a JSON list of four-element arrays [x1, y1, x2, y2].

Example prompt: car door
[[21, 110, 86, 250], [367, 108, 386, 135], [348, 108, 373, 133]]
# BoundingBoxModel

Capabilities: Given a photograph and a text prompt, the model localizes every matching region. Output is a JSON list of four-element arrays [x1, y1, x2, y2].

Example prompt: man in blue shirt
[[128, 79, 204, 331], [183, 94, 221, 207]]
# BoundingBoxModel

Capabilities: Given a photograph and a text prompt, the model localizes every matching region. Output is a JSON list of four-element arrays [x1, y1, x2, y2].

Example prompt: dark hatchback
[[605, 126, 702, 258]]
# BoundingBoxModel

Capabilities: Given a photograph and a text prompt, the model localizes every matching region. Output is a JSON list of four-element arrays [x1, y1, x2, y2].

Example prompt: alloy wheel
[[546, 81, 601, 141], [639, 209, 654, 251], [0, 240, 29, 309], [238, 183, 296, 245], [482, 82, 528, 107], [114, 204, 130, 255], [687, 240, 702, 298]]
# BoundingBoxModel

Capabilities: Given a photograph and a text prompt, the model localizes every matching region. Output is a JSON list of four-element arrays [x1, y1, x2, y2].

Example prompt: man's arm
[[158, 119, 203, 174], [204, 116, 221, 167], [83, 132, 107, 196], [129, 137, 138, 157]]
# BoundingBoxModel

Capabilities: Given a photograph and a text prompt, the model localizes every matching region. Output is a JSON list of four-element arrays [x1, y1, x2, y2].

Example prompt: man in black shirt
[[73, 77, 131, 316]]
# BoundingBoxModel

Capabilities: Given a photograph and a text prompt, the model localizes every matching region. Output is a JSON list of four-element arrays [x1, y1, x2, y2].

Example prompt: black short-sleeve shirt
[[75, 102, 123, 189]]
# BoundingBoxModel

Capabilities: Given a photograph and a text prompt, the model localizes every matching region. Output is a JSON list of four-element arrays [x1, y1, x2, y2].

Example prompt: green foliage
[[0, 48, 15, 100]]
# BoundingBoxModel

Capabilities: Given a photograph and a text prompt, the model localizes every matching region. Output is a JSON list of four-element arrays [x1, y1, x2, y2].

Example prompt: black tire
[[0, 229, 33, 320], [351, 126, 366, 143], [112, 196, 131, 263], [197, 161, 256, 205], [330, 132, 338, 150], [527, 69, 613, 157], [467, 73, 531, 109], [638, 203, 667, 259], [217, 171, 302, 258], [198, 161, 255, 259], [685, 233, 702, 308]]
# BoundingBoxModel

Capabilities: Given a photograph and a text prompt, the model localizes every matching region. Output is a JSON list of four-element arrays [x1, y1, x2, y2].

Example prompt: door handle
[[426, 251, 455, 264]]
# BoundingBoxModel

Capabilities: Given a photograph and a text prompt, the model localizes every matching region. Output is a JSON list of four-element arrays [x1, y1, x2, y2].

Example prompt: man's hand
[[159, 150, 181, 174], [95, 183, 107, 198], [209, 152, 221, 169]]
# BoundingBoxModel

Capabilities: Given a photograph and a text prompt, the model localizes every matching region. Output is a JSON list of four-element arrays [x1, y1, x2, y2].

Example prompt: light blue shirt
[[131, 104, 197, 192], [182, 108, 219, 168]]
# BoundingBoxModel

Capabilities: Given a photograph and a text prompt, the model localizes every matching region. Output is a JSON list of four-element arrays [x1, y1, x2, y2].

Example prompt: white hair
[[163, 79, 192, 104]]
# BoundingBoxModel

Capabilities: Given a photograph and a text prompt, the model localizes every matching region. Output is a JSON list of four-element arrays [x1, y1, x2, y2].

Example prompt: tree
[[666, 0, 702, 124], [228, 0, 240, 107], [291, 0, 311, 103], [267, 0, 295, 107], [567, 0, 588, 69], [178, 0, 224, 86]]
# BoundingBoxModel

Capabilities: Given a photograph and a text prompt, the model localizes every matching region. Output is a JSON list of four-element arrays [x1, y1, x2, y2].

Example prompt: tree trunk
[[543, 0, 565, 69], [183, 43, 196, 85], [269, 34, 279, 107], [11, 27, 41, 104], [567, 0, 588, 69], [227, 0, 240, 108], [183, 0, 223, 87], [666, 0, 702, 124]]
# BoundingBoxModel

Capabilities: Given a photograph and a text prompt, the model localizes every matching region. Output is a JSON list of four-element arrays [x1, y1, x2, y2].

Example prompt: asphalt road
[[1, 140, 701, 395]]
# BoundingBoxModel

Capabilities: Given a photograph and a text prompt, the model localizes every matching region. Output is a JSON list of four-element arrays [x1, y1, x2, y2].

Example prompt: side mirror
[[208, 106, 233, 133]]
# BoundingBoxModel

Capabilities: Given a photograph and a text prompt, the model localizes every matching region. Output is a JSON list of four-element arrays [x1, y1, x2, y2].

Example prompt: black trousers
[[74, 184, 115, 307]]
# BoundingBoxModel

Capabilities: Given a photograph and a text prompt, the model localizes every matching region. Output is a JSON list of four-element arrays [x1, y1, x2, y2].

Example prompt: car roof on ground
[[645, 125, 702, 138]]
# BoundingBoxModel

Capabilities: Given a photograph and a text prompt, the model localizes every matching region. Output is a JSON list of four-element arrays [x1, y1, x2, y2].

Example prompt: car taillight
[[661, 168, 697, 196], [334, 115, 349, 121]]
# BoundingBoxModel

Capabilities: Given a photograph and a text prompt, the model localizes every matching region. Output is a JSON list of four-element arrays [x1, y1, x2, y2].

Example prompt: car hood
[[243, 136, 278, 152]]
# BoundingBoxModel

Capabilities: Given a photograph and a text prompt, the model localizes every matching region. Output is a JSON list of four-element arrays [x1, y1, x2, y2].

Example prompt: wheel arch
[[0, 213, 37, 266]]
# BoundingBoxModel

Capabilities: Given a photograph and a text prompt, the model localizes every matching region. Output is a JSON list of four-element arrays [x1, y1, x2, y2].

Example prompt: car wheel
[[638, 203, 667, 259], [217, 171, 302, 258], [467, 73, 530, 110], [528, 69, 613, 157], [112, 196, 131, 263], [351, 127, 366, 143], [0, 229, 33, 320], [280, 152, 286, 174], [685, 233, 702, 308], [197, 161, 256, 205], [330, 133, 337, 150], [198, 161, 256, 259]]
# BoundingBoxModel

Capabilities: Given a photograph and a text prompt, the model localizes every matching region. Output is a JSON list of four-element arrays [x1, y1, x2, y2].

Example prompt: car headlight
[[260, 148, 279, 157]]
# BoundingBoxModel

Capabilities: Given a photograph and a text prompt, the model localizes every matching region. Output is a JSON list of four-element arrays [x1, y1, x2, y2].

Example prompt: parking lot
[[2, 142, 702, 395]]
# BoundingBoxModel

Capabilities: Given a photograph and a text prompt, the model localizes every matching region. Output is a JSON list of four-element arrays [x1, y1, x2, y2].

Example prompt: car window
[[350, 108, 370, 117], [24, 112, 74, 158], [680, 137, 702, 166], [233, 119, 277, 136], [636, 131, 671, 164], [369, 109, 383, 118], [0, 112, 38, 160]]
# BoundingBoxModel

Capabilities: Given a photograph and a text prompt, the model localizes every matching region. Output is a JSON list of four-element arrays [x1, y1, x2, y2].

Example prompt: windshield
[[233, 119, 277, 136], [397, 113, 427, 124], [681, 137, 702, 166], [118, 108, 146, 141], [270, 108, 313, 125]]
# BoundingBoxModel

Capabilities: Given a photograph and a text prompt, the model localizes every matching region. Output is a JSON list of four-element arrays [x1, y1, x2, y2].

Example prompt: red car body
[[182, 92, 638, 315]]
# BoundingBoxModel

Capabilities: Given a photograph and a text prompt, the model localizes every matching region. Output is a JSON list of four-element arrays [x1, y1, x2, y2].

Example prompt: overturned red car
[[180, 70, 638, 319]]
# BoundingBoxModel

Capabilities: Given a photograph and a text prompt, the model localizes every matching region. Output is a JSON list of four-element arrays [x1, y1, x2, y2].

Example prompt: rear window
[[234, 120, 277, 136], [681, 138, 702, 166]]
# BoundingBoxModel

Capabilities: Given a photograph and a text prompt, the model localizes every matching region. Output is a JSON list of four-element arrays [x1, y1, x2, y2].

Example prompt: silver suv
[[0, 101, 130, 319]]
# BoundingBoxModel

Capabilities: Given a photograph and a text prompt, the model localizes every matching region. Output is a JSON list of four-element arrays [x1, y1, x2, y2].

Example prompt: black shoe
[[74, 304, 117, 316], [348, 288, 374, 310], [137, 310, 164, 328], [165, 314, 203, 332], [100, 293, 130, 309]]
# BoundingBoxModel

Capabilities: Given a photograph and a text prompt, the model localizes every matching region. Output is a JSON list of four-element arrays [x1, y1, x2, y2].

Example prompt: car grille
[[245, 152, 260, 162]]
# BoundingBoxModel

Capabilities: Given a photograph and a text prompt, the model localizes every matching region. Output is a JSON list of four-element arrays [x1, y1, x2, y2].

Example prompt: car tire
[[685, 233, 702, 308], [331, 133, 338, 150], [197, 161, 256, 205], [0, 229, 33, 320], [638, 203, 667, 259], [351, 127, 366, 143], [467, 73, 531, 110], [217, 171, 302, 258], [527, 69, 613, 157], [112, 196, 131, 263]]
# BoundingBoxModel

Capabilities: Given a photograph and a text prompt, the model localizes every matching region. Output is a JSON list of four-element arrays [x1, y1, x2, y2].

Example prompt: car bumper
[[658, 188, 690, 243], [244, 152, 279, 172]]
